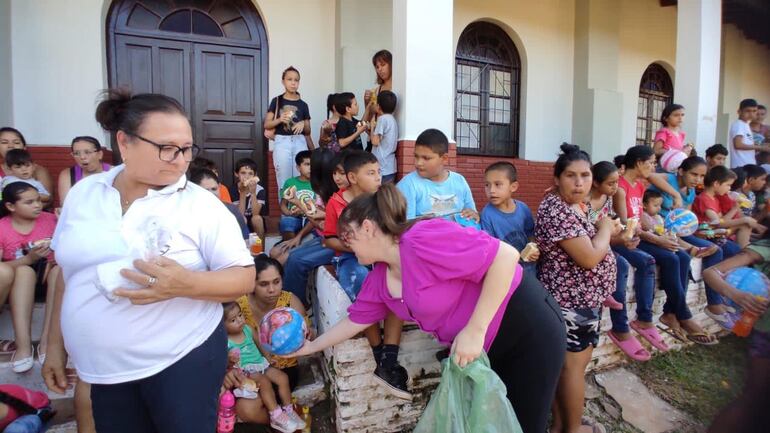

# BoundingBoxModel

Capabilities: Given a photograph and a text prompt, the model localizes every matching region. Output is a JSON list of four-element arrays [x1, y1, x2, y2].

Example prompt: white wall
[[255, 0, 336, 142], [617, 0, 677, 152], [10, 0, 108, 145], [337, 0, 391, 104], [717, 24, 770, 146], [0, 1, 12, 127], [454, 0, 575, 161]]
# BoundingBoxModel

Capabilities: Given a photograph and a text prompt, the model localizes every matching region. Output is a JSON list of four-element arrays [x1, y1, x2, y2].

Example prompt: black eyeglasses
[[130, 134, 200, 162]]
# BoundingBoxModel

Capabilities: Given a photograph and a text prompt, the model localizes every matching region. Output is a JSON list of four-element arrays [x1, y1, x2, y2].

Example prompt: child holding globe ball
[[703, 232, 770, 433], [222, 302, 304, 433]]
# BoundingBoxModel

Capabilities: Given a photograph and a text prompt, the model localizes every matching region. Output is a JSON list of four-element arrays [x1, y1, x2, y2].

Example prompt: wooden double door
[[107, 0, 268, 191]]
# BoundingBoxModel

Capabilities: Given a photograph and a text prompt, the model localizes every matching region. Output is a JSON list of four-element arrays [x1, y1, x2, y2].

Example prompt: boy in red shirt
[[693, 166, 761, 248], [322, 150, 411, 400]]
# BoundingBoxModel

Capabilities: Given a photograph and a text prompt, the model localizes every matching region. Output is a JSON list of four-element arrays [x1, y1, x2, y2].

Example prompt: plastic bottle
[[248, 233, 263, 255], [301, 406, 312, 432], [733, 311, 759, 337], [217, 391, 236, 433]]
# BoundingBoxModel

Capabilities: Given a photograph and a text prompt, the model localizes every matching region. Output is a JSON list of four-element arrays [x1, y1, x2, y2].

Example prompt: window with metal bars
[[455, 22, 521, 157], [636, 63, 673, 146]]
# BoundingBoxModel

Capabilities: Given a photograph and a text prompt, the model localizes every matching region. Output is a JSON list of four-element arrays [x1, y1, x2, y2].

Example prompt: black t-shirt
[[268, 95, 311, 136], [228, 185, 268, 217], [335, 117, 364, 151]]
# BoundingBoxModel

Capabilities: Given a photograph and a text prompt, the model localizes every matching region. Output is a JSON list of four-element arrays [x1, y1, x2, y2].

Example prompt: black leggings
[[488, 270, 566, 433]]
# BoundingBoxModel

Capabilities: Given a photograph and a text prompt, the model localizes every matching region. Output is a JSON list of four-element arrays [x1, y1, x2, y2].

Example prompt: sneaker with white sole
[[269, 410, 298, 433], [285, 406, 306, 430], [705, 307, 737, 331], [373, 363, 412, 400]]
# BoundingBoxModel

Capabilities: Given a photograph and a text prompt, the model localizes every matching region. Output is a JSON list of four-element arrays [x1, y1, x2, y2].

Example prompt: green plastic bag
[[414, 352, 523, 433]]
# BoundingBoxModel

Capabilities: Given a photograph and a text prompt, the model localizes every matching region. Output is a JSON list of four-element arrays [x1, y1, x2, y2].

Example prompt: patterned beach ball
[[660, 149, 688, 173], [664, 208, 698, 236], [258, 307, 306, 356]]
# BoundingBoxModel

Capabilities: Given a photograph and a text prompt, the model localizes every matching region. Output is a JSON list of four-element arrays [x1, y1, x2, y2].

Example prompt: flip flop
[[686, 331, 719, 346], [0, 339, 16, 354], [657, 323, 688, 343], [630, 321, 670, 352], [608, 331, 651, 361]]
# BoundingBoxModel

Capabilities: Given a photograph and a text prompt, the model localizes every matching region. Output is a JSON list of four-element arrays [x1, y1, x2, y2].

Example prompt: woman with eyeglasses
[[41, 89, 256, 433], [57, 136, 112, 205]]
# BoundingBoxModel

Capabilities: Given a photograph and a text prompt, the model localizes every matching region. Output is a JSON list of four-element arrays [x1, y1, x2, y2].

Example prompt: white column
[[0, 0, 13, 126], [392, 0, 454, 141], [674, 0, 722, 153]]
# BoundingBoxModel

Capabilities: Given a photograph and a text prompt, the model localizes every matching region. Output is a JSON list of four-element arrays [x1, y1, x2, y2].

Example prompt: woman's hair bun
[[560, 142, 582, 155], [95, 88, 133, 133]]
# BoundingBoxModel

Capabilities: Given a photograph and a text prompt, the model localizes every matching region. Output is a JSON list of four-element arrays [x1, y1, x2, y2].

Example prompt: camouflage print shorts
[[560, 307, 602, 352]]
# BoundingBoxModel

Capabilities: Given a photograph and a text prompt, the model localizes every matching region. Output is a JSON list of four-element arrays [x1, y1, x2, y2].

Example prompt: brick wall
[[25, 146, 113, 206]]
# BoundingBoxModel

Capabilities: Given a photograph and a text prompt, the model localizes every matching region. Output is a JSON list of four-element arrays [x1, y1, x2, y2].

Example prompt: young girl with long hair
[[0, 182, 60, 373], [653, 104, 693, 159], [264, 66, 315, 194], [588, 162, 651, 362]]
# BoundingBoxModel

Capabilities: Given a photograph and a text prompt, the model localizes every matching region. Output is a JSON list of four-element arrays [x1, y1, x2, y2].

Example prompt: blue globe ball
[[258, 307, 307, 356], [725, 267, 770, 299], [664, 208, 699, 237]]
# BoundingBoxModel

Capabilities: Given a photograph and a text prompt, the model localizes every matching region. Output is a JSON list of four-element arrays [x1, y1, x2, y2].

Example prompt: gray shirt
[[372, 114, 398, 176]]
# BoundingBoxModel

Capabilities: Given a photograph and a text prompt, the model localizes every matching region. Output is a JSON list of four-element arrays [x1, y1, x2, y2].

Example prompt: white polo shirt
[[52, 165, 253, 384]]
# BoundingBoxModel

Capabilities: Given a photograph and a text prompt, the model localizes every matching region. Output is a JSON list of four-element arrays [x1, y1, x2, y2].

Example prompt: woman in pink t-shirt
[[653, 104, 694, 159], [0, 181, 60, 374], [286, 184, 565, 433]]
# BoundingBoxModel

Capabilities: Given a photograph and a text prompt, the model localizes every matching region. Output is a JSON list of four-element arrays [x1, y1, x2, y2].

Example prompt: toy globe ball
[[724, 267, 770, 304], [258, 307, 306, 356], [664, 208, 699, 236], [660, 149, 688, 173]]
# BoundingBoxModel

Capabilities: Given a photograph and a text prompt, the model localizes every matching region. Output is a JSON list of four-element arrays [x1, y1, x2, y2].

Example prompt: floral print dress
[[534, 192, 616, 309]]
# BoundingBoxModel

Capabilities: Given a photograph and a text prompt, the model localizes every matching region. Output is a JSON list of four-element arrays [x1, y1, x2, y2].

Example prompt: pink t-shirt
[[617, 176, 646, 219], [347, 219, 523, 351], [0, 212, 57, 261], [0, 384, 50, 430], [654, 128, 686, 151]]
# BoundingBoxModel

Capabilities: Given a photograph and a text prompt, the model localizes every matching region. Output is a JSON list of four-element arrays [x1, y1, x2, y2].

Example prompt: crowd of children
[[1, 52, 770, 433]]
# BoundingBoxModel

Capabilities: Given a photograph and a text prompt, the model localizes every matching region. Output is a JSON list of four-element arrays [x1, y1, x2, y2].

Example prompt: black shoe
[[435, 348, 450, 362], [373, 363, 412, 400]]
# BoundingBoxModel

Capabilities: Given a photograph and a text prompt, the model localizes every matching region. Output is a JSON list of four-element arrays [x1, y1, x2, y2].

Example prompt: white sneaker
[[270, 410, 298, 433], [285, 406, 306, 430]]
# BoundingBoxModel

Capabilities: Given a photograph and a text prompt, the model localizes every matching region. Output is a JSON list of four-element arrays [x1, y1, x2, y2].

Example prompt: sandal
[[0, 339, 16, 354], [36, 344, 46, 365], [608, 331, 651, 361], [630, 321, 670, 352], [686, 331, 719, 346]]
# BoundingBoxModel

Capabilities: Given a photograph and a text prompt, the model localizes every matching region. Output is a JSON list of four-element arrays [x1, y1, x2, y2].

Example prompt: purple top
[[347, 219, 523, 351]]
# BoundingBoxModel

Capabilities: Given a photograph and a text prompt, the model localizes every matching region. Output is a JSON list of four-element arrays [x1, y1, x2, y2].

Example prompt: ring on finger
[[147, 276, 158, 287]]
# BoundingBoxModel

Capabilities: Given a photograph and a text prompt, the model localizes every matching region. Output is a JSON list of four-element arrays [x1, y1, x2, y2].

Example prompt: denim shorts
[[279, 215, 305, 234]]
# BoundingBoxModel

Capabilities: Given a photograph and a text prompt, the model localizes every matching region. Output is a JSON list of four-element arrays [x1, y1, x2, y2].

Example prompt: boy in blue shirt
[[480, 162, 538, 269], [396, 129, 477, 222]]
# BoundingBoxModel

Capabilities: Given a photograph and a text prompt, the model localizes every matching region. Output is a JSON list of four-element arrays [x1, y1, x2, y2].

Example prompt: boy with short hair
[[279, 150, 315, 240], [705, 144, 729, 168], [480, 162, 537, 269], [229, 158, 266, 239], [693, 166, 760, 248], [730, 99, 770, 167], [0, 149, 51, 204], [369, 90, 398, 184], [334, 92, 367, 151], [322, 150, 410, 400], [743, 164, 768, 215], [396, 129, 477, 222]]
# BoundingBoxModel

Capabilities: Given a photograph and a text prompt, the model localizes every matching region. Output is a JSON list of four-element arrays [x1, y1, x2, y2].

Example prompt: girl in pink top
[[653, 103, 694, 158], [0, 182, 60, 374], [287, 184, 565, 433]]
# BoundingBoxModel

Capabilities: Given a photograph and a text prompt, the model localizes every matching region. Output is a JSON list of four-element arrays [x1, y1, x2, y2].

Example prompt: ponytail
[[338, 184, 415, 240]]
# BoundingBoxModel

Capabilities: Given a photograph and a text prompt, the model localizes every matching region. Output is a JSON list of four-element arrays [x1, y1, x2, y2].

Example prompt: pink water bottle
[[217, 390, 236, 433]]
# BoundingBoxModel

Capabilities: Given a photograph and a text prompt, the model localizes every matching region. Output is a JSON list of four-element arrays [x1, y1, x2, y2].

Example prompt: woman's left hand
[[115, 256, 190, 305], [451, 325, 486, 368]]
